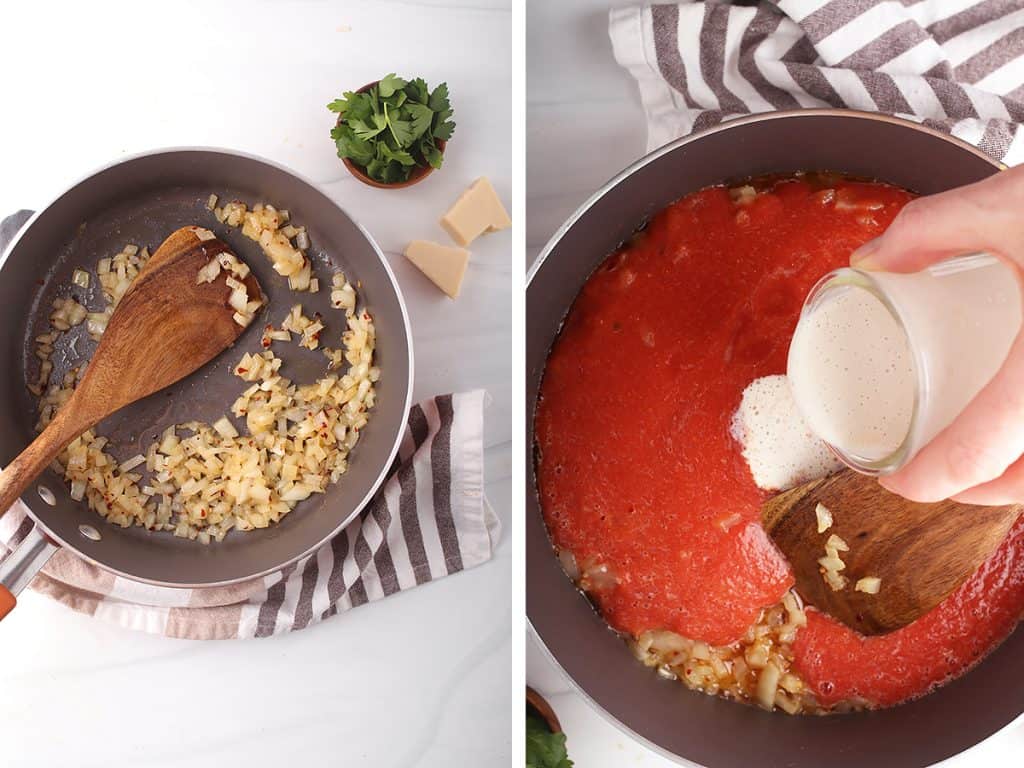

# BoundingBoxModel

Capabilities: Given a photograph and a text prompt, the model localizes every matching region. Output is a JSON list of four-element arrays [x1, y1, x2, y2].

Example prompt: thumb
[[851, 169, 1024, 274]]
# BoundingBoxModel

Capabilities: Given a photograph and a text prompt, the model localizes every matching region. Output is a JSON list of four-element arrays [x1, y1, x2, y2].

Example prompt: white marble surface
[[525, 1, 1024, 766], [0, 2, 518, 767]]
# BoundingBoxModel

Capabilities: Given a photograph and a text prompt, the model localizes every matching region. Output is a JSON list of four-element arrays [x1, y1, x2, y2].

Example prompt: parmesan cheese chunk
[[404, 240, 470, 299], [440, 177, 511, 246]]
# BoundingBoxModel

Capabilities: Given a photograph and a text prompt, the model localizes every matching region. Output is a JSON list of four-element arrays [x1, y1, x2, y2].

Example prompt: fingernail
[[850, 238, 881, 269]]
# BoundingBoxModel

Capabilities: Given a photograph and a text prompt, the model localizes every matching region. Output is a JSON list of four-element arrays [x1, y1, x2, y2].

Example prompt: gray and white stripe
[[610, 0, 1024, 165], [0, 389, 498, 640]]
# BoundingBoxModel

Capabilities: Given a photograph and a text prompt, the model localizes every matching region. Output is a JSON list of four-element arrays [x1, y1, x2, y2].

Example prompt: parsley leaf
[[387, 109, 416, 146], [428, 82, 450, 112], [379, 142, 416, 167], [329, 74, 456, 183], [332, 124, 374, 166], [405, 77, 430, 105], [343, 92, 374, 123], [428, 84, 456, 140], [378, 73, 408, 98], [526, 715, 573, 768], [422, 139, 444, 170], [433, 116, 456, 141], [349, 112, 387, 141], [406, 103, 434, 139]]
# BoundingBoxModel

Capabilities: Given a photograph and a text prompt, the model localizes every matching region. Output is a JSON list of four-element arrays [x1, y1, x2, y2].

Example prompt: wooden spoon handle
[[0, 586, 15, 620], [0, 404, 92, 516]]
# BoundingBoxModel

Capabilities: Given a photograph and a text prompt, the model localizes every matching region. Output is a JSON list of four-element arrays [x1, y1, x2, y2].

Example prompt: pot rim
[[527, 108, 1003, 288]]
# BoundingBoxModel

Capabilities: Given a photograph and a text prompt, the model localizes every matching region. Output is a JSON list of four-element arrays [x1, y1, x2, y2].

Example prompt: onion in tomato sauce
[[534, 173, 1024, 713]]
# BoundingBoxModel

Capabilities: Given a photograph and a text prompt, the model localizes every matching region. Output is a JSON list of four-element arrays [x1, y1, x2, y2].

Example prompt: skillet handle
[[0, 524, 59, 620]]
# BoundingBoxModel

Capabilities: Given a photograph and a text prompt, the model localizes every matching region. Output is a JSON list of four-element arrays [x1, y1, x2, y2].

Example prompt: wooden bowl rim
[[527, 686, 563, 734]]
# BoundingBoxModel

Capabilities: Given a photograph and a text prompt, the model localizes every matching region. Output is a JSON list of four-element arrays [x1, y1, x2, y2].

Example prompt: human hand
[[851, 165, 1024, 505]]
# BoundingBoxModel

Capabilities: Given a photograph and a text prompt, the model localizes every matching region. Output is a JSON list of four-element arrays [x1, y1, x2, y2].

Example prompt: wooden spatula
[[761, 469, 1022, 635], [0, 225, 261, 516]]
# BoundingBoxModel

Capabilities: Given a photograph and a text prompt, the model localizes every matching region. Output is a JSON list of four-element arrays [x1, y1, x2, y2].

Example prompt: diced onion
[[71, 269, 90, 289], [196, 258, 221, 284], [557, 548, 579, 580], [229, 287, 249, 314], [756, 661, 781, 709], [213, 416, 239, 438], [818, 554, 846, 572], [213, 201, 317, 291], [855, 576, 882, 594], [815, 502, 833, 534], [826, 533, 850, 553], [717, 512, 742, 532], [119, 454, 146, 473]]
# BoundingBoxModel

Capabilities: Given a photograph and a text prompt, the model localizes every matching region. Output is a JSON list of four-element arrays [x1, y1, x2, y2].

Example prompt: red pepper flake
[[236, 367, 248, 374]]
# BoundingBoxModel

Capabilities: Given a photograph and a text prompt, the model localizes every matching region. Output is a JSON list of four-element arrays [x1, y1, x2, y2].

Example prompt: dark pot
[[527, 109, 1022, 768]]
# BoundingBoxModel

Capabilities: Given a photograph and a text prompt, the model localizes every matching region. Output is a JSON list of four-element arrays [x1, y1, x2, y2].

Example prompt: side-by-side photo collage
[[3, 1, 1024, 767]]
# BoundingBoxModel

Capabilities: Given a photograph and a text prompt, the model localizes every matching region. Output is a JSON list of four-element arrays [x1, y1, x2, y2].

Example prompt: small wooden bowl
[[527, 686, 562, 734], [338, 80, 446, 190]]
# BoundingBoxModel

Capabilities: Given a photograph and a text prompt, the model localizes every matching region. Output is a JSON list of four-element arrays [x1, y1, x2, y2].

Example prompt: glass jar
[[787, 254, 1022, 475]]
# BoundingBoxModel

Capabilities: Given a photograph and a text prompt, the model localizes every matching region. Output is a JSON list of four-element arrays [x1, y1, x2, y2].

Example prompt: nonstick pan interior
[[0, 149, 411, 586], [527, 111, 1024, 768]]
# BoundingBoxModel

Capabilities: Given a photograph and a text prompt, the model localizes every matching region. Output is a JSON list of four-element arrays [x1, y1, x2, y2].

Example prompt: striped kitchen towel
[[610, 0, 1024, 164], [0, 389, 498, 639], [0, 210, 499, 639]]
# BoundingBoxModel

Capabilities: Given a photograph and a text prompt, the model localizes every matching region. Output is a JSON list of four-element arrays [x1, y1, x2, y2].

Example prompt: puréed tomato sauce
[[534, 176, 1024, 707]]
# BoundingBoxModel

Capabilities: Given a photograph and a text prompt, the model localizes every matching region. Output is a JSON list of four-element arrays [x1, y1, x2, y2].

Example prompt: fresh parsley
[[328, 73, 456, 184], [526, 714, 573, 768]]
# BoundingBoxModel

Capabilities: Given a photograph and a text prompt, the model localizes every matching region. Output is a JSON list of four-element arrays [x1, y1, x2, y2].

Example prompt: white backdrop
[[0, 2, 519, 767]]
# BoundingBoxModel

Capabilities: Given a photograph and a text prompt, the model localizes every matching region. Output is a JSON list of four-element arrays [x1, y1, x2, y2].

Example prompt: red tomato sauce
[[795, 516, 1024, 708], [535, 176, 1024, 707]]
